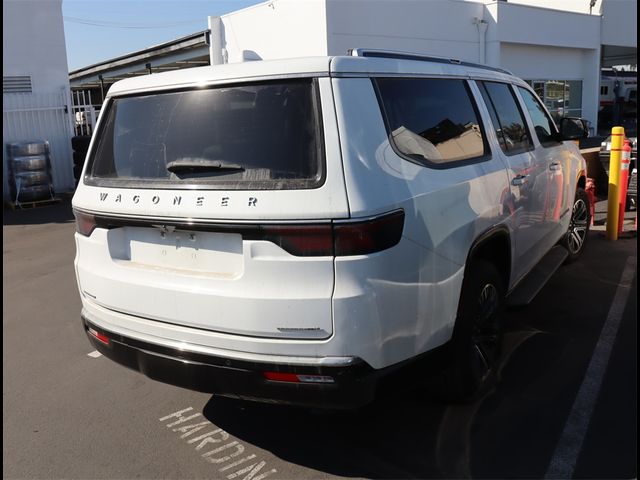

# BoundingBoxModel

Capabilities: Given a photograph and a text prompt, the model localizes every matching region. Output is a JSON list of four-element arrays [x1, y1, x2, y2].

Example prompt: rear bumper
[[82, 316, 378, 409]]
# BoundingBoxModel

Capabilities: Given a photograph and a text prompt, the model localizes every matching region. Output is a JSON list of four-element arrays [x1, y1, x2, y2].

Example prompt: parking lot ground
[[3, 200, 637, 479]]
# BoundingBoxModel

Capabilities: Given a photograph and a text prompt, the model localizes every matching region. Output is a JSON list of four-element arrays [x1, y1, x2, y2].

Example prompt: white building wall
[[474, 0, 603, 15], [3, 0, 70, 94], [501, 44, 586, 79], [493, 2, 600, 50], [2, 0, 75, 198], [221, 0, 327, 63], [325, 0, 485, 62], [601, 0, 637, 48]]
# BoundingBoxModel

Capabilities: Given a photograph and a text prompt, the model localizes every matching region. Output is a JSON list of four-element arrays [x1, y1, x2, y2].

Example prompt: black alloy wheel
[[562, 187, 590, 263]]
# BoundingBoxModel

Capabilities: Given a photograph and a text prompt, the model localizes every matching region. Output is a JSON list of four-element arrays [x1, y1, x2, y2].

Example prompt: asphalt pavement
[[3, 199, 637, 479]]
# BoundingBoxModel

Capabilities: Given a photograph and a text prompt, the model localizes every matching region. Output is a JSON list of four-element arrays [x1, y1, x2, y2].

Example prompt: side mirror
[[560, 117, 589, 140]]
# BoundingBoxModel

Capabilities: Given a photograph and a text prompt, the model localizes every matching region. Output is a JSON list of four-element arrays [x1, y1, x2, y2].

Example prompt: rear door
[[73, 77, 349, 340], [476, 81, 548, 282]]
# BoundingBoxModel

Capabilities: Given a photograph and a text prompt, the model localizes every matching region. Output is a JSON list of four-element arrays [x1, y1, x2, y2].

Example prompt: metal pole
[[208, 16, 224, 65], [606, 126, 625, 240], [99, 74, 105, 102]]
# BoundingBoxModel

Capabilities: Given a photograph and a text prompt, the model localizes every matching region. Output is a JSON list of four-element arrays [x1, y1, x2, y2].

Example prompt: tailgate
[[75, 222, 335, 339], [72, 76, 348, 339]]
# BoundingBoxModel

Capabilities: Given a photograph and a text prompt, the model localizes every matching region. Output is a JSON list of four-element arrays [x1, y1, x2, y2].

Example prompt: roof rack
[[348, 48, 512, 75]]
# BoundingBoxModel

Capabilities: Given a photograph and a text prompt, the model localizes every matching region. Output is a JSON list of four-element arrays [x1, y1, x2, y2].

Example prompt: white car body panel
[[73, 54, 586, 374]]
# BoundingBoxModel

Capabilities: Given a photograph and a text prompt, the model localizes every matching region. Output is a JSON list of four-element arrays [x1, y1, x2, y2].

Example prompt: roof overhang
[[69, 31, 210, 89], [601, 45, 637, 67]]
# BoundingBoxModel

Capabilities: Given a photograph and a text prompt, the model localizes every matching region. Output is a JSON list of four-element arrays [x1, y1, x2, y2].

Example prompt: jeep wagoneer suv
[[73, 49, 589, 408]]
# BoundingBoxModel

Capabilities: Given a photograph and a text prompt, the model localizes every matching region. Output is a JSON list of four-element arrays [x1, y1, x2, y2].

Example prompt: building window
[[3, 76, 33, 94], [601, 85, 609, 95], [525, 80, 582, 122]]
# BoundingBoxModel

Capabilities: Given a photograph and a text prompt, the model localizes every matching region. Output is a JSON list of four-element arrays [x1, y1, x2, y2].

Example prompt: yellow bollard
[[606, 126, 625, 240]]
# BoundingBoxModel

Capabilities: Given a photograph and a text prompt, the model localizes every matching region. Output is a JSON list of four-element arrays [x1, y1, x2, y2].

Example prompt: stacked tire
[[72, 135, 91, 183], [7, 141, 54, 203]]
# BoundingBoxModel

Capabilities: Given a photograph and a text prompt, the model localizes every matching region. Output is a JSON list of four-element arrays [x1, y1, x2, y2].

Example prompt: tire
[[71, 135, 91, 152], [73, 150, 86, 167], [7, 141, 48, 157], [73, 165, 83, 180], [561, 187, 590, 263], [13, 171, 50, 188], [15, 184, 52, 202], [430, 259, 505, 403], [10, 155, 48, 172]]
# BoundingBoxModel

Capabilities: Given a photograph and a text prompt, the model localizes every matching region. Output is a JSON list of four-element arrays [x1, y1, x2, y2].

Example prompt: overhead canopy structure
[[601, 45, 637, 68], [69, 30, 210, 96]]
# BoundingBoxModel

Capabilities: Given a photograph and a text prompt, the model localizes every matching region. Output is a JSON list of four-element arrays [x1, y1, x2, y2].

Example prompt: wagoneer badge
[[98, 192, 259, 207]]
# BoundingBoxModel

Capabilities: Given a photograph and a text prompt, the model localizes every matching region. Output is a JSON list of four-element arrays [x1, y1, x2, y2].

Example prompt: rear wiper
[[166, 158, 244, 174]]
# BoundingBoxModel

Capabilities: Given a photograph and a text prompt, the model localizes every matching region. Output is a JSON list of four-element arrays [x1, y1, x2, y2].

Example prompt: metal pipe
[[208, 16, 225, 65], [474, 17, 488, 64], [99, 74, 105, 102], [606, 126, 625, 240]]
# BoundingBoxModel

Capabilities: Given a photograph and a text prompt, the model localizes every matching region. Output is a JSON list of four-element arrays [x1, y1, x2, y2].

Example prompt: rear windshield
[[86, 79, 324, 190]]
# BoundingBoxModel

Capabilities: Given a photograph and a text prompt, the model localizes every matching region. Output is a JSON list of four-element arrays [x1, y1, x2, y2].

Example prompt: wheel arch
[[464, 226, 512, 296], [577, 172, 586, 190]]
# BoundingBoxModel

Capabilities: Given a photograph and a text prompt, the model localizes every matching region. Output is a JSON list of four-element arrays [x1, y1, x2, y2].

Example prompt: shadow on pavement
[[201, 326, 557, 479], [2, 197, 75, 226], [202, 233, 636, 479], [203, 388, 447, 479]]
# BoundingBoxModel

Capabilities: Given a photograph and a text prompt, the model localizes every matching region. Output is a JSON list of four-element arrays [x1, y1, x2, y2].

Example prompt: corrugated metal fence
[[3, 91, 76, 198]]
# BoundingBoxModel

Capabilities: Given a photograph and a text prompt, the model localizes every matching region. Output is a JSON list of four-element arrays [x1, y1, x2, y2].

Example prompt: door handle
[[549, 162, 562, 171], [511, 174, 529, 186]]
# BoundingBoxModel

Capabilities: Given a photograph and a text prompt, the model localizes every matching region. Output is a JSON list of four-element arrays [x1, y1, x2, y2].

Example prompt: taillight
[[73, 209, 97, 237], [263, 372, 335, 384], [260, 224, 333, 256], [334, 210, 404, 256], [76, 209, 404, 256], [87, 327, 110, 346], [257, 210, 404, 256]]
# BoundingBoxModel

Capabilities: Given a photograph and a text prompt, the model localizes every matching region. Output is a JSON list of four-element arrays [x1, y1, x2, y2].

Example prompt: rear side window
[[517, 87, 561, 148], [375, 78, 488, 166], [87, 79, 324, 190], [479, 81, 532, 156]]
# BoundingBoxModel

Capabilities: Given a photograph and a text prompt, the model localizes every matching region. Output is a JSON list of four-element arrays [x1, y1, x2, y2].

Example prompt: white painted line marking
[[87, 350, 102, 358], [160, 407, 277, 479], [545, 256, 636, 479]]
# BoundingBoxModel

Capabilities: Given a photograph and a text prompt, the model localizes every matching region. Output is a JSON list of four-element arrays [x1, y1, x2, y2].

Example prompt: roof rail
[[347, 48, 512, 75]]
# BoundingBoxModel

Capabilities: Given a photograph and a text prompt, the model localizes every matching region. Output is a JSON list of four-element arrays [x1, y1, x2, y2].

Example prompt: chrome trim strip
[[73, 207, 402, 226], [82, 309, 358, 367], [73, 207, 333, 226]]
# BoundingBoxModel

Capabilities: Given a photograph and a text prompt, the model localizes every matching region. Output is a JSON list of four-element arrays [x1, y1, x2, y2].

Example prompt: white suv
[[73, 49, 589, 408]]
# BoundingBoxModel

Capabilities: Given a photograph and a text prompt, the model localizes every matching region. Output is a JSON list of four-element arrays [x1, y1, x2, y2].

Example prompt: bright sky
[[62, 0, 263, 71]]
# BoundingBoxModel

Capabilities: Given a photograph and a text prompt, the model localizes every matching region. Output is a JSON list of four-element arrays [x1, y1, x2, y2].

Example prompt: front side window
[[87, 79, 324, 190], [478, 81, 532, 156], [518, 87, 561, 148], [375, 78, 487, 166]]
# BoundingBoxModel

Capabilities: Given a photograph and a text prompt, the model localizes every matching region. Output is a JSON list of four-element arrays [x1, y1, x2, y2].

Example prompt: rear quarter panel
[[331, 77, 513, 367]]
